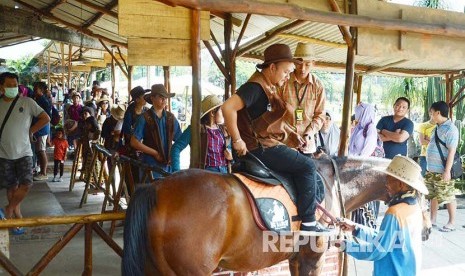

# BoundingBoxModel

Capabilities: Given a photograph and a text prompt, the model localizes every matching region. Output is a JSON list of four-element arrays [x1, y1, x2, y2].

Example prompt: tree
[[6, 55, 39, 86]]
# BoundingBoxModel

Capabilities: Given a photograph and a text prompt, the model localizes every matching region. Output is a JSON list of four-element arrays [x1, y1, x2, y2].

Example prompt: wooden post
[[47, 48, 51, 86], [61, 42, 65, 102], [111, 47, 116, 102], [356, 74, 363, 104], [338, 45, 356, 157], [163, 66, 171, 111], [128, 66, 133, 101], [446, 74, 453, 118], [223, 14, 233, 99], [190, 9, 202, 168], [67, 43, 72, 89], [83, 223, 92, 275]]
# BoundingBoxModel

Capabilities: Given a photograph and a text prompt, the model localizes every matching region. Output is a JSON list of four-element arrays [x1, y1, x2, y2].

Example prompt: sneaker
[[52, 177, 57, 182], [299, 222, 335, 236], [33, 174, 48, 181], [58, 177, 63, 182]]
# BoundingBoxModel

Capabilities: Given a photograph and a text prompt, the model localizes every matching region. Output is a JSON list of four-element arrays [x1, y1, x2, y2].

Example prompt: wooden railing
[[0, 212, 125, 276]]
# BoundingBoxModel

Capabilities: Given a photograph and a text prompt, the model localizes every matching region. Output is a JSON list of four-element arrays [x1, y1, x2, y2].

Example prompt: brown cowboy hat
[[130, 86, 151, 102], [256, 44, 301, 69], [144, 84, 175, 104]]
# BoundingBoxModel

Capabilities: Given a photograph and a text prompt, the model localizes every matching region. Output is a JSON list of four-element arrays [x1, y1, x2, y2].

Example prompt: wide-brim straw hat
[[110, 104, 127, 120], [144, 84, 175, 104], [294, 42, 320, 61], [256, 44, 302, 69], [97, 95, 111, 104], [374, 155, 429, 195], [201, 95, 223, 119]]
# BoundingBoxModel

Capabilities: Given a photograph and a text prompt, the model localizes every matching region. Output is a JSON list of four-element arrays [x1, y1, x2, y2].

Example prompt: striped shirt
[[206, 128, 227, 167], [426, 119, 459, 173], [278, 72, 326, 152]]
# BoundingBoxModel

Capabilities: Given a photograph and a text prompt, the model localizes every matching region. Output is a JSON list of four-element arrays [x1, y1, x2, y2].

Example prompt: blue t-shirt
[[33, 95, 52, 136], [376, 116, 414, 159], [133, 108, 181, 178]]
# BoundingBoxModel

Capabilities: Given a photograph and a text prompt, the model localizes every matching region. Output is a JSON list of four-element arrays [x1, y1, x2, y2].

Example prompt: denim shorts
[[0, 156, 33, 189]]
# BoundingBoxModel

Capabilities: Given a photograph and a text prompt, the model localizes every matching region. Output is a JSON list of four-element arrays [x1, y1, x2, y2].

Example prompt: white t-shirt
[[0, 97, 44, 159]]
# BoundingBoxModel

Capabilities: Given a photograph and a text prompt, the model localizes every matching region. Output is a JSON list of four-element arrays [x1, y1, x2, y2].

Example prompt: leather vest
[[237, 71, 288, 151], [143, 109, 175, 165]]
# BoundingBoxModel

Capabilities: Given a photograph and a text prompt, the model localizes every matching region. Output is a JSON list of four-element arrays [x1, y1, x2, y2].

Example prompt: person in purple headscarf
[[348, 102, 379, 157], [349, 102, 382, 229]]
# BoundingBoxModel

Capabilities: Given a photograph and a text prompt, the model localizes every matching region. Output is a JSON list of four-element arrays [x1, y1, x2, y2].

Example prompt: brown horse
[[122, 157, 431, 275]]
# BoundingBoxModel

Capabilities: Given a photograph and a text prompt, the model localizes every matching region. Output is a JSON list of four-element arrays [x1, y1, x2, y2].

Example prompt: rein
[[316, 158, 346, 225]]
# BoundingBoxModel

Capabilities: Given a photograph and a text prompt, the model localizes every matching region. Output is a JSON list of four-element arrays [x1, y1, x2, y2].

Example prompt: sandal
[[11, 227, 25, 235], [439, 225, 456, 232]]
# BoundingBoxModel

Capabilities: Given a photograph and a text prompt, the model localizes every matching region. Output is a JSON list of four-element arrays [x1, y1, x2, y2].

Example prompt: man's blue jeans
[[251, 145, 317, 222]]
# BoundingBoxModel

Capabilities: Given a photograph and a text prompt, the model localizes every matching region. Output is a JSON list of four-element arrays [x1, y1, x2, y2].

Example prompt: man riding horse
[[222, 44, 330, 235]]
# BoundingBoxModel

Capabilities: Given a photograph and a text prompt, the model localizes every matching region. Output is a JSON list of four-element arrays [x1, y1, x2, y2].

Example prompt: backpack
[[51, 106, 60, 126], [363, 122, 385, 158]]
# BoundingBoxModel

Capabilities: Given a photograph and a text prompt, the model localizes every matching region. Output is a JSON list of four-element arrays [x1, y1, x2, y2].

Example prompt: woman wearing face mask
[[171, 95, 232, 173]]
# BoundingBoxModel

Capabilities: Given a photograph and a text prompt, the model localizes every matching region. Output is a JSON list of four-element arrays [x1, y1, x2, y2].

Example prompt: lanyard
[[294, 81, 308, 107]]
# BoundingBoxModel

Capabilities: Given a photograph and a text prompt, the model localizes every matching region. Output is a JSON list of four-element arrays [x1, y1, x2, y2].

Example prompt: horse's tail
[[122, 184, 157, 276]]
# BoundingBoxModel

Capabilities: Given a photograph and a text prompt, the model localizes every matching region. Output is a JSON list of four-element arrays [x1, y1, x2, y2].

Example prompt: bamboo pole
[[0, 213, 125, 228], [277, 34, 347, 48], [83, 223, 92, 275], [230, 14, 251, 96], [190, 9, 202, 169], [91, 223, 123, 257], [28, 224, 84, 276], [338, 44, 355, 157], [361, 60, 409, 75], [164, 0, 465, 39]]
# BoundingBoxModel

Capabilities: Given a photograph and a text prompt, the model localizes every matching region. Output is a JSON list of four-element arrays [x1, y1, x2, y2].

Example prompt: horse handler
[[336, 156, 429, 276], [222, 44, 330, 235]]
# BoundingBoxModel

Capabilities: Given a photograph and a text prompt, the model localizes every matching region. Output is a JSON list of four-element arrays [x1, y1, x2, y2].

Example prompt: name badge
[[295, 108, 304, 122]]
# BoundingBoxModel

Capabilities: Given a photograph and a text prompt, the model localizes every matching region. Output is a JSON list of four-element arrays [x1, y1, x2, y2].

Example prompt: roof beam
[[162, 0, 465, 39], [44, 0, 67, 14], [82, 0, 118, 29], [0, 5, 104, 50], [73, 0, 117, 18], [237, 20, 307, 56], [13, 1, 126, 48], [277, 33, 346, 48]]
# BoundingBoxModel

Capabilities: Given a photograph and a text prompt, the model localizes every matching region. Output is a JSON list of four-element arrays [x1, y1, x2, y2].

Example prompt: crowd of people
[[0, 41, 462, 273]]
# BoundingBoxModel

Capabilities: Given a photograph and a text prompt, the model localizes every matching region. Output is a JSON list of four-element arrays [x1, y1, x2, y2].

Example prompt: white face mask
[[4, 87, 18, 98]]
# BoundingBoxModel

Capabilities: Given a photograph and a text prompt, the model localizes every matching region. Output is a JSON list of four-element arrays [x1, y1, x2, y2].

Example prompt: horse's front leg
[[289, 236, 326, 276]]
